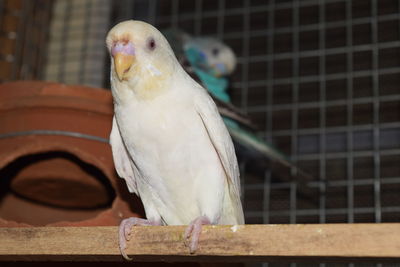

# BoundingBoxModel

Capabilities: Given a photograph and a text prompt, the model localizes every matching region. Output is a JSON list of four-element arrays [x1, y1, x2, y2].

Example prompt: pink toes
[[119, 215, 212, 258], [184, 216, 211, 254], [118, 217, 158, 260]]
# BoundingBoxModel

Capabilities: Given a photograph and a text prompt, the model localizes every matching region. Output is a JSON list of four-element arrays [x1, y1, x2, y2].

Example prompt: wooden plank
[[0, 224, 399, 262]]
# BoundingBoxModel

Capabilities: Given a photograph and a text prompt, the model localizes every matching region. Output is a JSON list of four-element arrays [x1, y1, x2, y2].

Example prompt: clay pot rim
[[0, 81, 114, 115], [0, 81, 111, 101], [0, 96, 113, 116]]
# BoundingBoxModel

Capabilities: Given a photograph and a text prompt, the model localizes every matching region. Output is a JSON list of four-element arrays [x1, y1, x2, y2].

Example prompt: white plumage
[[106, 20, 244, 259]]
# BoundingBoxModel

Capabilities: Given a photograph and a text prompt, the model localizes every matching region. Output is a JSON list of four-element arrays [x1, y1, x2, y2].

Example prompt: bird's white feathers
[[194, 86, 244, 224], [107, 20, 244, 225], [110, 117, 138, 195]]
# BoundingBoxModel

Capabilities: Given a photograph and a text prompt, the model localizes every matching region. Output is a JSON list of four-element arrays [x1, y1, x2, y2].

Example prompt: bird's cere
[[111, 42, 136, 81], [111, 42, 135, 56]]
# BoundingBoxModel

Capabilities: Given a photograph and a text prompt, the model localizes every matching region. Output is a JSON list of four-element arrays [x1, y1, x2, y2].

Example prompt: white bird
[[106, 20, 244, 260]]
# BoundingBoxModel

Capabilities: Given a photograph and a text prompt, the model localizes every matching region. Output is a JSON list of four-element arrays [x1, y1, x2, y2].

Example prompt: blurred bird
[[106, 20, 244, 260], [164, 29, 311, 180]]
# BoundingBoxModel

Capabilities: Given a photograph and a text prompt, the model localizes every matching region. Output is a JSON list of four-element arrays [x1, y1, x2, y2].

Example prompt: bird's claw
[[184, 216, 211, 254], [183, 223, 194, 248], [119, 217, 157, 260]]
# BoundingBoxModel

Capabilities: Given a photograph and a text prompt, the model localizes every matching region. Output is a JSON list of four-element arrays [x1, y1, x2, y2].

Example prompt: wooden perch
[[0, 224, 400, 262]]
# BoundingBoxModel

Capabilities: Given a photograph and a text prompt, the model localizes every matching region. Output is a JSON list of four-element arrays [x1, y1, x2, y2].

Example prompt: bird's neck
[[112, 71, 181, 105], [134, 76, 170, 100]]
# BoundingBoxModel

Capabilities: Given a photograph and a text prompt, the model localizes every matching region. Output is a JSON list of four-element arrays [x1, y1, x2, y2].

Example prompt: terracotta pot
[[0, 81, 143, 227]]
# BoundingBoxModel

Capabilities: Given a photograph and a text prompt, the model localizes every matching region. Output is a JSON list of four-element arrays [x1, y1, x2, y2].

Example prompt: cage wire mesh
[[111, 0, 400, 226], [1, 0, 400, 265], [0, 0, 52, 81], [44, 0, 112, 87]]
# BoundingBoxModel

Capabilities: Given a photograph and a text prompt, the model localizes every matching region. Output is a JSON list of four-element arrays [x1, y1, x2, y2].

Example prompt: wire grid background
[[118, 0, 400, 227], [0, 0, 52, 82], [43, 0, 111, 87], [1, 0, 400, 265]]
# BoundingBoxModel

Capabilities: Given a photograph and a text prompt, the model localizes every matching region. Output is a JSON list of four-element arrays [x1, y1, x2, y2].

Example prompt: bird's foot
[[119, 217, 158, 260], [184, 215, 211, 254]]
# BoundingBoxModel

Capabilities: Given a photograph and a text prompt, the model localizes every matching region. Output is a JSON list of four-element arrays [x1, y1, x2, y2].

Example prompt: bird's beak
[[113, 53, 135, 81], [212, 63, 227, 77]]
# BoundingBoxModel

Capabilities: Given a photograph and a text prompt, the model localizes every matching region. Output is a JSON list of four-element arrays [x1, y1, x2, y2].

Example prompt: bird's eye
[[212, 48, 219, 57], [147, 38, 156, 51]]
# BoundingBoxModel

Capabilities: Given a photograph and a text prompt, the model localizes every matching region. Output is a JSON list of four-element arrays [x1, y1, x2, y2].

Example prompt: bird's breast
[[116, 99, 225, 224], [116, 96, 215, 168]]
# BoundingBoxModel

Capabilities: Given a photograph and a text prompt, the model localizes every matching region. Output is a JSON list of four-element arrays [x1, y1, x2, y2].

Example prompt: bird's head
[[106, 20, 178, 99], [184, 37, 237, 77]]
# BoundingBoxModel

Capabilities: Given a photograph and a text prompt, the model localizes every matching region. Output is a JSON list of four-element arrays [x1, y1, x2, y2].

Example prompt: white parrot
[[106, 20, 244, 260]]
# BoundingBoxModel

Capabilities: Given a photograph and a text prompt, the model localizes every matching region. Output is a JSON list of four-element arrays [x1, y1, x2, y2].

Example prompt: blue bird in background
[[163, 28, 312, 181], [184, 37, 234, 102]]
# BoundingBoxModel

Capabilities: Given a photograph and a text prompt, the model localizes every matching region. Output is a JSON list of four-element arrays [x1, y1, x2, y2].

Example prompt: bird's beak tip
[[113, 52, 135, 81]]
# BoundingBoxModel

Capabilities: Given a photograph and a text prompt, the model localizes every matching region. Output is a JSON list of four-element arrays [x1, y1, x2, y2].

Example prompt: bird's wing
[[183, 64, 257, 130], [110, 116, 138, 194], [194, 88, 244, 224], [212, 96, 258, 130]]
